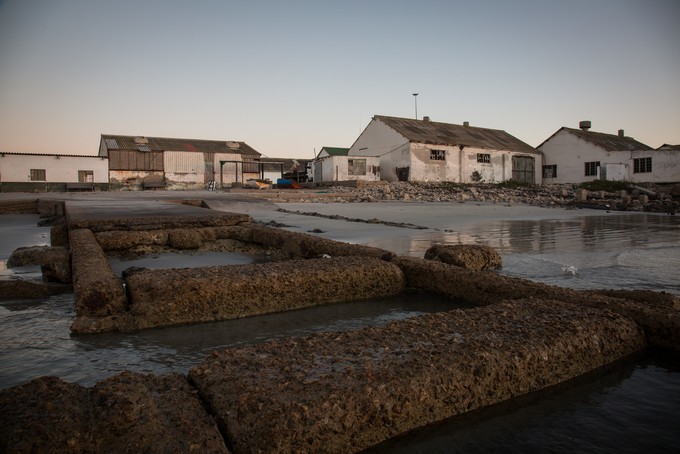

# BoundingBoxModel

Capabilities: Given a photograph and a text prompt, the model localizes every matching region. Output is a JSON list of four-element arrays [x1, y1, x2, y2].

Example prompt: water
[[1, 210, 679, 452], [368, 350, 680, 453], [0, 291, 460, 388], [366, 212, 680, 295]]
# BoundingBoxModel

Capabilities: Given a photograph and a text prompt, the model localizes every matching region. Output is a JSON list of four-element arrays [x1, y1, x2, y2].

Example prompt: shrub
[[579, 180, 628, 192]]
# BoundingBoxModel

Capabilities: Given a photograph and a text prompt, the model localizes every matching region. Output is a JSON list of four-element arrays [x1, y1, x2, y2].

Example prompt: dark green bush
[[579, 180, 629, 192]]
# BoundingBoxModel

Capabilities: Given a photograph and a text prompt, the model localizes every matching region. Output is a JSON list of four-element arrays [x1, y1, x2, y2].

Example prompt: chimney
[[618, 129, 624, 137], [463, 121, 470, 127], [579, 120, 591, 131], [423, 116, 430, 122]]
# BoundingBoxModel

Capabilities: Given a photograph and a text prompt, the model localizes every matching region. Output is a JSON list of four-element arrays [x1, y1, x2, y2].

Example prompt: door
[[511, 156, 535, 184]]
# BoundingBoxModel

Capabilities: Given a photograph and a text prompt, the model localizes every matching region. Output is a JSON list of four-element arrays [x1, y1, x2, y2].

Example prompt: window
[[430, 149, 445, 161], [348, 159, 366, 176], [584, 161, 600, 177], [78, 170, 94, 183], [633, 157, 652, 173], [542, 165, 557, 178], [30, 169, 46, 181], [477, 153, 490, 163]]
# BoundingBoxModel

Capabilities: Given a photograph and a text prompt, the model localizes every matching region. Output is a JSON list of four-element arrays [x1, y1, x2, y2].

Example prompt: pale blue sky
[[1, 0, 678, 158]]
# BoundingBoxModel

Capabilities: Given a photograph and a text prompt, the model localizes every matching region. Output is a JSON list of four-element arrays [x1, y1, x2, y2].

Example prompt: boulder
[[7, 246, 72, 284], [424, 244, 502, 270]]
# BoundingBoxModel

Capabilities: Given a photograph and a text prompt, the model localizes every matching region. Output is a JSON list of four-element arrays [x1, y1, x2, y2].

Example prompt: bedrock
[[189, 299, 646, 453]]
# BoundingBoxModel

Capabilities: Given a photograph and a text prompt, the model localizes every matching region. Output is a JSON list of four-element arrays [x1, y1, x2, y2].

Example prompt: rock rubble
[[296, 182, 680, 212]]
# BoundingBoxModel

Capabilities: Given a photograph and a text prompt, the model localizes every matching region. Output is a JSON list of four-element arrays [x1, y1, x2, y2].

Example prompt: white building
[[537, 122, 678, 184], [347, 115, 542, 184], [0, 152, 109, 192], [311, 146, 380, 183]]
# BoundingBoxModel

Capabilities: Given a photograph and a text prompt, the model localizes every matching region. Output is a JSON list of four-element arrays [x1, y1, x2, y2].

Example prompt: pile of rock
[[300, 182, 680, 213]]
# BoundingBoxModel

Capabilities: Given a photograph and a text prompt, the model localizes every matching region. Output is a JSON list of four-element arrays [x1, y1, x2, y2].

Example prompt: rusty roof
[[374, 115, 538, 154], [100, 134, 261, 156], [538, 127, 653, 151]]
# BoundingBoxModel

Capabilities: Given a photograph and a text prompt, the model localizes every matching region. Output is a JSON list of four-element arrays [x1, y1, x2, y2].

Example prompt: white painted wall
[[312, 155, 380, 182], [539, 130, 678, 183], [629, 149, 680, 183], [539, 130, 616, 184], [348, 119, 410, 182], [0, 154, 109, 183]]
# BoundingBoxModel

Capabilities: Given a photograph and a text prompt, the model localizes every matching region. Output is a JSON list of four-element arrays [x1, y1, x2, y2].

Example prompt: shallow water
[[1, 210, 679, 452], [366, 212, 680, 295], [0, 291, 462, 388]]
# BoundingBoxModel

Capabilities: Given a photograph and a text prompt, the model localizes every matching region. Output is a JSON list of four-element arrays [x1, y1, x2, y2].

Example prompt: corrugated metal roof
[[0, 152, 104, 159], [320, 147, 349, 156], [561, 127, 653, 151], [100, 134, 261, 157], [374, 115, 538, 154], [259, 157, 310, 172], [657, 144, 680, 151]]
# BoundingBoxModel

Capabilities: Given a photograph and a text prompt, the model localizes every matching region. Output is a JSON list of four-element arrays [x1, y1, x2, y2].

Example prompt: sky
[[0, 0, 678, 158]]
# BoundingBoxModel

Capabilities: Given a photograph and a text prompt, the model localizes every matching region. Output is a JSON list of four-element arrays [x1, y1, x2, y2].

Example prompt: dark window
[[430, 149, 445, 161], [477, 153, 490, 163], [584, 161, 600, 177], [348, 159, 366, 176], [633, 157, 652, 173], [30, 169, 46, 181], [78, 170, 94, 182], [542, 165, 557, 178]]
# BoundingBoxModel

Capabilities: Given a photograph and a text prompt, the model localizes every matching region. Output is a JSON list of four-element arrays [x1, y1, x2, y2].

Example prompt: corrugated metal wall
[[108, 150, 163, 171], [164, 151, 204, 173]]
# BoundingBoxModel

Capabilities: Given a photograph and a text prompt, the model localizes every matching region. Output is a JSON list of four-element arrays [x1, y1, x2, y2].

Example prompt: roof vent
[[463, 121, 470, 127], [579, 121, 591, 131], [618, 129, 624, 137], [423, 116, 430, 122], [133, 136, 148, 144], [226, 141, 240, 149]]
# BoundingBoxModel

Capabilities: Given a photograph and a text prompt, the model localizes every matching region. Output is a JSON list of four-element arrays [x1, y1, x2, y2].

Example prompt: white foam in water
[[561, 265, 578, 275]]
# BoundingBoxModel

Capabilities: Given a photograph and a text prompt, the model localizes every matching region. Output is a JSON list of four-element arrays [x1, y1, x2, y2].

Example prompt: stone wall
[[1, 299, 647, 454]]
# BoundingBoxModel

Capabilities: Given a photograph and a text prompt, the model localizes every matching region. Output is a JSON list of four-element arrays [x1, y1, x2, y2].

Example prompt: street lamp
[[412, 93, 419, 119]]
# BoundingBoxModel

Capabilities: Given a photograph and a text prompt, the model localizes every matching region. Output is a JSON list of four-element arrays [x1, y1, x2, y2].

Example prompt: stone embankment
[[294, 182, 680, 213]]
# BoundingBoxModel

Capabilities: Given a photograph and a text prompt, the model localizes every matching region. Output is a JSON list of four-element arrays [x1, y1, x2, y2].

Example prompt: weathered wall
[[0, 153, 109, 183], [190, 299, 645, 453], [539, 130, 667, 184], [313, 155, 381, 183], [120, 256, 404, 330], [630, 148, 680, 183]]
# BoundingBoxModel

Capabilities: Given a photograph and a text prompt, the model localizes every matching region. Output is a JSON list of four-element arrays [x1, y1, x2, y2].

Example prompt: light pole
[[412, 93, 419, 119]]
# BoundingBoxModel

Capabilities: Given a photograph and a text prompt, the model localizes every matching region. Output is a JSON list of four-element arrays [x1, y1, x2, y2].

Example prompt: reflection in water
[[368, 213, 680, 295]]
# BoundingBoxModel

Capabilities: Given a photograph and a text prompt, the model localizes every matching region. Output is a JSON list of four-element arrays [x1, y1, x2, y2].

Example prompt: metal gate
[[511, 156, 535, 184]]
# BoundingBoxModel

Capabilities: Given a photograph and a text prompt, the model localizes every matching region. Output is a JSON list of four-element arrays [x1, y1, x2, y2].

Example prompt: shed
[[99, 135, 261, 190]]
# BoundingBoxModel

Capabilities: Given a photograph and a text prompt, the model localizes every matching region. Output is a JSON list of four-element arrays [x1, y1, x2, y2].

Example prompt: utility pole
[[412, 93, 419, 119]]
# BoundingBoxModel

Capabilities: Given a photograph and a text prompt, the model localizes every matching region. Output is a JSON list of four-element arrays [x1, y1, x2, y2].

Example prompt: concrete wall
[[312, 155, 381, 182], [629, 149, 680, 183], [0, 153, 109, 184], [539, 130, 676, 184]]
